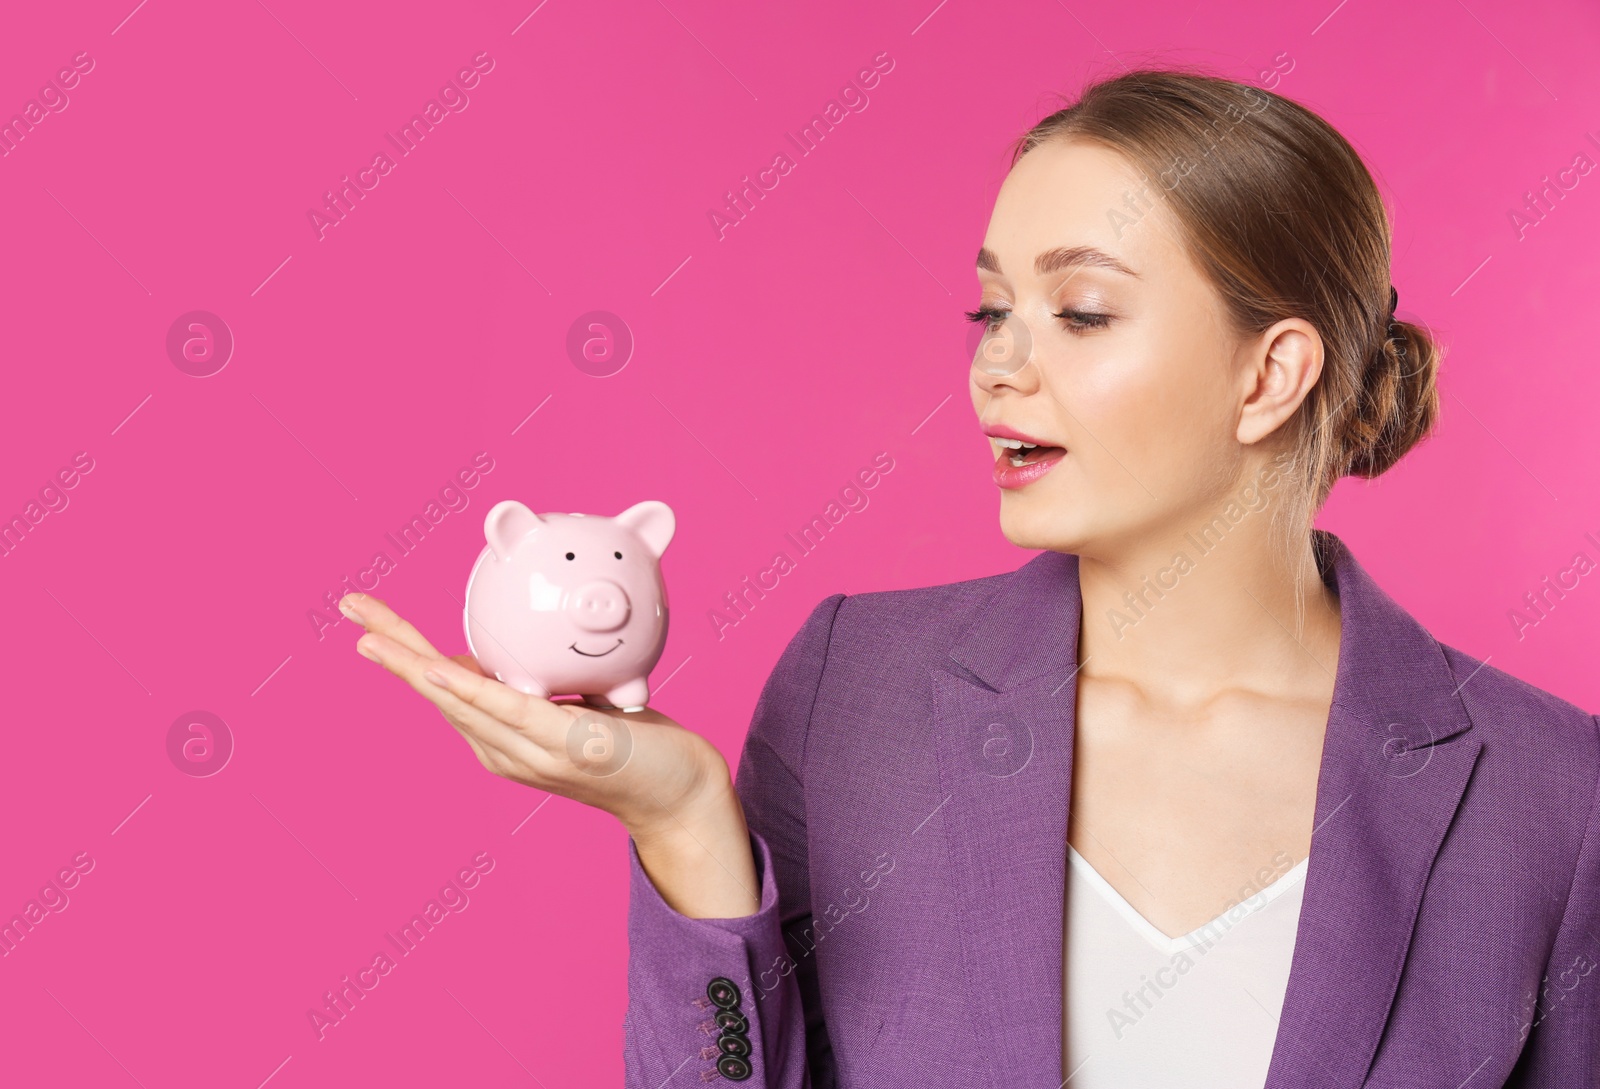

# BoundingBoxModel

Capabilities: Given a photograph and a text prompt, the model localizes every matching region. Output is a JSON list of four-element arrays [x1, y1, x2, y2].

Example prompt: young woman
[[342, 69, 1599, 1088]]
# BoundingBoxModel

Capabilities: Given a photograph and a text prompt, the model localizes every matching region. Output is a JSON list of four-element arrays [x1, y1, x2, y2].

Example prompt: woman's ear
[[1238, 318, 1323, 446]]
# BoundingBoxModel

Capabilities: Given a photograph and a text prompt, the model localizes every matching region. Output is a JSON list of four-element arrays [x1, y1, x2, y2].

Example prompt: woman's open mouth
[[992, 439, 1067, 489], [994, 438, 1067, 467]]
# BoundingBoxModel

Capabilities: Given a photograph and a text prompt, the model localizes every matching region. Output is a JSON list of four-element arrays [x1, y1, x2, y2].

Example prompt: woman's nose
[[970, 312, 1037, 391]]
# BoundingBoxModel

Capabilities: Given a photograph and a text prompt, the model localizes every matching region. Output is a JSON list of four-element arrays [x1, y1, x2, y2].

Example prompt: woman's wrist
[[627, 774, 761, 919]]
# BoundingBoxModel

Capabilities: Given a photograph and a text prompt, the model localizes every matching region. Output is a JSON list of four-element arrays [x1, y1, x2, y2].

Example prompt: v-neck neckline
[[929, 533, 1485, 1087], [1066, 844, 1310, 957]]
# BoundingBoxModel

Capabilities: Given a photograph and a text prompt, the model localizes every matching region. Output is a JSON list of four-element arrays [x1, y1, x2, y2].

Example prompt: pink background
[[2, 0, 1597, 1084]]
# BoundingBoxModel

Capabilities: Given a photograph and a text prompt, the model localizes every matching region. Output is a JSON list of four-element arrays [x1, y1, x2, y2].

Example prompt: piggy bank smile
[[570, 639, 624, 657]]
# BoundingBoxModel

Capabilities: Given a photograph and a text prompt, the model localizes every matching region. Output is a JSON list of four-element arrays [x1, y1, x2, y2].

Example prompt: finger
[[446, 710, 505, 768], [340, 592, 446, 661], [450, 725, 530, 785], [357, 630, 545, 756], [433, 697, 521, 773], [353, 631, 535, 784], [449, 653, 489, 678], [420, 654, 580, 752]]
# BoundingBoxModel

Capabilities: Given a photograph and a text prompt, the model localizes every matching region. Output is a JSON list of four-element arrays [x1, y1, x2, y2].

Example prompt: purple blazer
[[623, 529, 1600, 1087]]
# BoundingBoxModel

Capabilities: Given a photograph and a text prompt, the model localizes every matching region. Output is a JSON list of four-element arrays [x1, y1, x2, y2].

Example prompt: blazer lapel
[[933, 548, 1084, 1087], [928, 532, 1482, 1089], [1263, 531, 1482, 1088]]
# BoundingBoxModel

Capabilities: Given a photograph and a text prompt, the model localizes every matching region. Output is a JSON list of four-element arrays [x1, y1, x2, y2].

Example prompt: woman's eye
[[1055, 308, 1111, 333], [963, 306, 1010, 333], [966, 305, 1110, 335]]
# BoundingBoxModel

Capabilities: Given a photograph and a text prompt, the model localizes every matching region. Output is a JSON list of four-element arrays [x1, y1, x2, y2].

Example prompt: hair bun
[[1343, 317, 1440, 478]]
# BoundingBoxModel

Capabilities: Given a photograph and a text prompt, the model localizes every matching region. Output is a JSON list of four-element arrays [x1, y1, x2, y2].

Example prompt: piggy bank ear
[[614, 501, 675, 557], [484, 500, 545, 561]]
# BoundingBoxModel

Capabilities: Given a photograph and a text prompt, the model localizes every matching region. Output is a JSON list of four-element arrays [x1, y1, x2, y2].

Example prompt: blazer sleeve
[[622, 592, 848, 1088], [1512, 711, 1600, 1086]]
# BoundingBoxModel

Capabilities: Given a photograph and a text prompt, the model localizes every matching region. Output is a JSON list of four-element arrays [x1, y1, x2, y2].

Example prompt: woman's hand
[[339, 591, 759, 918]]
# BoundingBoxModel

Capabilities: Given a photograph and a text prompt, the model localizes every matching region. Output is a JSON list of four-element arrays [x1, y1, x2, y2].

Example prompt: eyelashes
[[1059, 309, 1112, 333], [963, 305, 1111, 335], [962, 306, 1008, 333]]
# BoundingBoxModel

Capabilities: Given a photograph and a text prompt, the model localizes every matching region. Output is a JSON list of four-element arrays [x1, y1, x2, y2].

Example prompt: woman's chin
[[998, 508, 1092, 554]]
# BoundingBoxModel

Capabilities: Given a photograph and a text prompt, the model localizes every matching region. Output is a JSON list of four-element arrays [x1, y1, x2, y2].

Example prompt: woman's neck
[[1074, 523, 1342, 709]]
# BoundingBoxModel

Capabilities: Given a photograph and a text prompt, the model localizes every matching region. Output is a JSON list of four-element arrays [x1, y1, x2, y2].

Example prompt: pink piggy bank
[[462, 500, 675, 711]]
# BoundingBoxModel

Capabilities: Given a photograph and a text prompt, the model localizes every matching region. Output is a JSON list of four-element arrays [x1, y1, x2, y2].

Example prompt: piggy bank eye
[[614, 551, 622, 559], [564, 552, 575, 560]]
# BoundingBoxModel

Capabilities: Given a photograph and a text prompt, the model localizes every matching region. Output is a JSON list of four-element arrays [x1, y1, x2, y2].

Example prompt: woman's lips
[[983, 423, 1053, 445], [993, 445, 1066, 489]]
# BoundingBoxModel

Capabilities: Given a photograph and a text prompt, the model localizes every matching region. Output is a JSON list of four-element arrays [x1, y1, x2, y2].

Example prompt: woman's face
[[969, 136, 1278, 559]]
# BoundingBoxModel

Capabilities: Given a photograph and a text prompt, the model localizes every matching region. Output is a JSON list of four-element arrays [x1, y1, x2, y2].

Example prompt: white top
[[1062, 845, 1309, 1088]]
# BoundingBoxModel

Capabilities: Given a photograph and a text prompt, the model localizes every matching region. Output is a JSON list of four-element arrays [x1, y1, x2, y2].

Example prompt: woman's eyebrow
[[976, 245, 1140, 278]]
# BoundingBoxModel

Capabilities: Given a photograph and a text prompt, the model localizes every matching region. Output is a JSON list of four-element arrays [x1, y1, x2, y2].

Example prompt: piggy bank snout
[[566, 580, 632, 632]]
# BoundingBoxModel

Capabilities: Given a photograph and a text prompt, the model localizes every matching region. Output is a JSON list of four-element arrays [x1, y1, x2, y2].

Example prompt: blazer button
[[716, 1054, 752, 1081], [707, 976, 743, 1010], [717, 1032, 752, 1058], [714, 1009, 749, 1034]]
